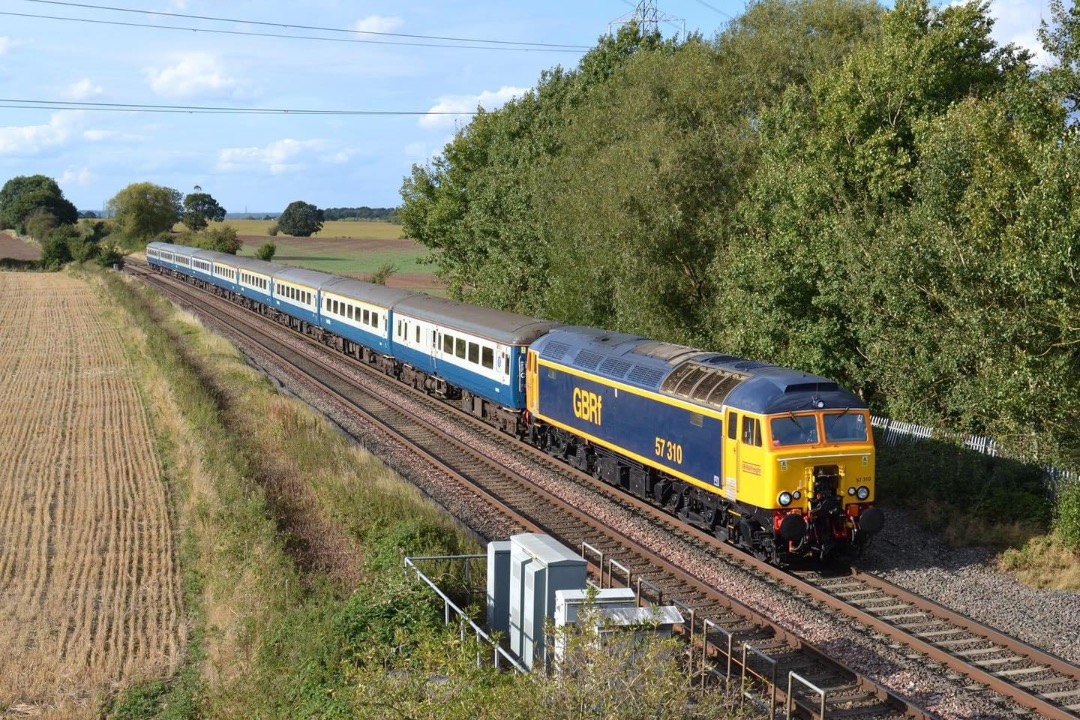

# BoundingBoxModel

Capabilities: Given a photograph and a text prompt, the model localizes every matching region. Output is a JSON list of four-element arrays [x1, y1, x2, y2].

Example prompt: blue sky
[[0, 0, 1052, 214]]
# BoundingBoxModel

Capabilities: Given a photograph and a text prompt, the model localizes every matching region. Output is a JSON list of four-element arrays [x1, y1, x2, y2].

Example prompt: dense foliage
[[107, 182, 183, 241], [278, 200, 325, 237], [0, 175, 78, 233], [400, 0, 1080, 480]]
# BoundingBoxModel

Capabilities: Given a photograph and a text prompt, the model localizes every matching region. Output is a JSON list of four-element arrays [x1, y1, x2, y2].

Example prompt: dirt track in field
[[0, 273, 182, 717]]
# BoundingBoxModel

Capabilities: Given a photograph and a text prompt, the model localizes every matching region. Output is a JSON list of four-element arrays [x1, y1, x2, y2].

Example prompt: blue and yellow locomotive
[[146, 242, 883, 562], [526, 327, 883, 562]]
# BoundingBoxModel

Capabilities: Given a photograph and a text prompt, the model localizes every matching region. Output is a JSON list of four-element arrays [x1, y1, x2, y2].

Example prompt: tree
[[182, 192, 227, 231], [107, 182, 182, 241], [277, 201, 324, 237], [199, 224, 242, 254], [0, 175, 78, 232]]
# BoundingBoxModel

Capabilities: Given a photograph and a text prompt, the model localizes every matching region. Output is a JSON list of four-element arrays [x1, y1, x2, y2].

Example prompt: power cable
[[0, 98, 477, 116], [14, 0, 591, 50], [0, 10, 585, 52]]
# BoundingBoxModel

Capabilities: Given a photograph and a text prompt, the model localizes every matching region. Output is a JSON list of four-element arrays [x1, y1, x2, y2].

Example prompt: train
[[146, 241, 884, 562]]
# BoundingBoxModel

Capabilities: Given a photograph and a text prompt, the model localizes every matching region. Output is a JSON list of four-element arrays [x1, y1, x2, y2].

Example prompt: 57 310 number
[[654, 437, 683, 465]]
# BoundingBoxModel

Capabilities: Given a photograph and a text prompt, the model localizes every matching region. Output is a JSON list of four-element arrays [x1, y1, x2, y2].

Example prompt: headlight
[[778, 492, 793, 507], [857, 486, 870, 500], [847, 487, 856, 496]]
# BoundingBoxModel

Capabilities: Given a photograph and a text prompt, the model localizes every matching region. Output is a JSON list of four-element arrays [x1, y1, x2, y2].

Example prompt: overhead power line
[[13, 0, 591, 51], [0, 10, 581, 52], [0, 98, 477, 116]]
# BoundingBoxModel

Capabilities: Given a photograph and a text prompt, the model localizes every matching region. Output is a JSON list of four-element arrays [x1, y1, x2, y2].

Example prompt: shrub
[[1055, 479, 1080, 551], [255, 242, 276, 261], [267, 224, 279, 237], [368, 262, 398, 286]]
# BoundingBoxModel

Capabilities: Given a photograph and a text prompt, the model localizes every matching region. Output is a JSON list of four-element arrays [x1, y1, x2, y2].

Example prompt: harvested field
[[0, 231, 41, 262], [0, 273, 183, 717]]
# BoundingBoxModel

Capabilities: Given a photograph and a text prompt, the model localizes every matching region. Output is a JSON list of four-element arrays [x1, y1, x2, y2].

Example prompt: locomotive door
[[723, 409, 738, 501]]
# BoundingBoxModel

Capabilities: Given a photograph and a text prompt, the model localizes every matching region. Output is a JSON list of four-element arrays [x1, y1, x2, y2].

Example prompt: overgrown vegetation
[[400, 0, 1080, 554]]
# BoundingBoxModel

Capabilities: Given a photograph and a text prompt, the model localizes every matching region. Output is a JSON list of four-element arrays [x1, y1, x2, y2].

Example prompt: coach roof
[[393, 294, 560, 345], [272, 266, 338, 290], [321, 276, 417, 309]]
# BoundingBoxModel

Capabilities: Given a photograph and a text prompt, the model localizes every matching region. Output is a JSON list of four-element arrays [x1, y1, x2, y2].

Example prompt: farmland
[[223, 220, 443, 292], [0, 273, 183, 717]]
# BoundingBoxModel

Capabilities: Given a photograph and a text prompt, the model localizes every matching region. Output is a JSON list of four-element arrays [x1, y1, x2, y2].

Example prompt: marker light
[[793, 491, 801, 500], [847, 487, 856, 496]]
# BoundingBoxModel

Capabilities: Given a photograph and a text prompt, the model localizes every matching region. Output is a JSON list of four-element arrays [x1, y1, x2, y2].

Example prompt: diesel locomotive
[[146, 241, 883, 562]]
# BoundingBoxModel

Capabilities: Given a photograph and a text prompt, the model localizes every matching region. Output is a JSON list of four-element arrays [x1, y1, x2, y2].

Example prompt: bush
[[200, 224, 242, 254], [267, 224, 279, 237], [40, 231, 73, 269], [1056, 479, 1080, 551], [368, 262, 398, 286], [255, 242, 276, 261]]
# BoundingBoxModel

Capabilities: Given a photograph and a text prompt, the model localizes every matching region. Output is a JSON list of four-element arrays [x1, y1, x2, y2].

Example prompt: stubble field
[[0, 273, 183, 717]]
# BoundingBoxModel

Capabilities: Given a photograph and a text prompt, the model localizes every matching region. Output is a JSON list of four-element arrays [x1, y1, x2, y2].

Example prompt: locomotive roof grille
[[541, 341, 572, 361]]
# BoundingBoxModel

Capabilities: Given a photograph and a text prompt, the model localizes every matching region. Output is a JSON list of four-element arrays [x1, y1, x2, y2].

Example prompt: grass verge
[[91, 266, 474, 717]]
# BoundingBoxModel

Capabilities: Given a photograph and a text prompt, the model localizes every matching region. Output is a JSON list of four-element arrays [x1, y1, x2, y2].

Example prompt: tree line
[[0, 177, 344, 265]]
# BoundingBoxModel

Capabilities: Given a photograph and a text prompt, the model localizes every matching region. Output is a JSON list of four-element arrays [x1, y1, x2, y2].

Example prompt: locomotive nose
[[857, 506, 885, 534]]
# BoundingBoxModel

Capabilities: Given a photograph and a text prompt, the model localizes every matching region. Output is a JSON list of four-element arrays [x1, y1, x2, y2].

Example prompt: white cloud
[[0, 111, 83, 155], [989, 0, 1052, 66], [145, 53, 241, 99], [420, 86, 528, 130], [83, 129, 144, 143], [354, 15, 403, 34], [67, 78, 103, 100], [60, 167, 93, 186], [0, 37, 12, 56], [217, 138, 331, 175]]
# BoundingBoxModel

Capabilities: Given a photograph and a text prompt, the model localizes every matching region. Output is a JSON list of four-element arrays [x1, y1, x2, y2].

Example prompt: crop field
[[0, 273, 183, 717]]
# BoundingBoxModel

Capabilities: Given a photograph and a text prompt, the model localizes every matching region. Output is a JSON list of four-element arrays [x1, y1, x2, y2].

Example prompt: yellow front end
[[733, 410, 876, 516]]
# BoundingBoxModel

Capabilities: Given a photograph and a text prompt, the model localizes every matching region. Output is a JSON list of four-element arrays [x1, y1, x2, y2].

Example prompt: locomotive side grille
[[599, 357, 632, 379], [574, 349, 604, 370], [661, 362, 746, 409], [628, 366, 666, 387], [542, 341, 571, 361]]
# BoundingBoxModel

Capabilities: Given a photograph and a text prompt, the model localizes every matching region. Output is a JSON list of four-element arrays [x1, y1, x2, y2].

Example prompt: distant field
[[214, 220, 444, 293], [222, 219, 403, 240]]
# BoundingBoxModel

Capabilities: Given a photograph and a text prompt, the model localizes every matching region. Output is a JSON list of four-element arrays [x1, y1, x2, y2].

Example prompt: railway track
[[128, 261, 1079, 718]]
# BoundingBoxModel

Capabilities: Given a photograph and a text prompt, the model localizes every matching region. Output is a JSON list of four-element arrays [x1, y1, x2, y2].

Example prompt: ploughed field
[[0, 273, 182, 717]]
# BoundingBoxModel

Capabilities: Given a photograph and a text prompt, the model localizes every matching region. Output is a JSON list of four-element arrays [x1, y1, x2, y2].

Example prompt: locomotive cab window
[[742, 416, 761, 447], [824, 412, 868, 442], [727, 411, 738, 440], [770, 414, 819, 446]]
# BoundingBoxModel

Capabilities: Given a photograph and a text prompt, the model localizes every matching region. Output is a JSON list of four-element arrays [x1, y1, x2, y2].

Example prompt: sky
[[0, 0, 1055, 214]]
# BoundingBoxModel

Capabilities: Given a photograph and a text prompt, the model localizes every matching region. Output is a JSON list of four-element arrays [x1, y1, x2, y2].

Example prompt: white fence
[[870, 416, 1078, 495]]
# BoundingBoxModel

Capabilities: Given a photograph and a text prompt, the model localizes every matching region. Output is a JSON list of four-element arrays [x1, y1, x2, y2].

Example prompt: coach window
[[443, 334, 454, 354], [371, 314, 378, 330], [455, 338, 466, 359], [468, 342, 479, 364], [482, 347, 494, 370], [415, 326, 421, 344], [363, 309, 370, 325], [742, 416, 761, 447]]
